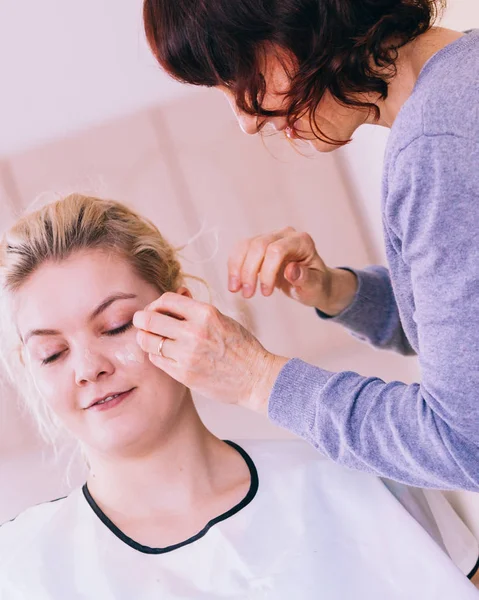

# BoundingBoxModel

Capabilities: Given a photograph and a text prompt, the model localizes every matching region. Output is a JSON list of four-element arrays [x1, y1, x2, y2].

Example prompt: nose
[[222, 89, 262, 135], [75, 346, 115, 386], [237, 113, 261, 136]]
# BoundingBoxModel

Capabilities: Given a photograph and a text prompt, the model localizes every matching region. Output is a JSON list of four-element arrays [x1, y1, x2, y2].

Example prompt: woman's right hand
[[227, 227, 358, 317]]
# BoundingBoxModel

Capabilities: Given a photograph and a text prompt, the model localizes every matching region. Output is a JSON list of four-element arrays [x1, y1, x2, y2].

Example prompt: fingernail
[[229, 276, 239, 291], [291, 265, 301, 281], [261, 284, 269, 296]]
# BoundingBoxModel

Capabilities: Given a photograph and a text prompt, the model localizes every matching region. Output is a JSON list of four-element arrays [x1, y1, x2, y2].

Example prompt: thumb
[[284, 262, 303, 285], [283, 261, 329, 307]]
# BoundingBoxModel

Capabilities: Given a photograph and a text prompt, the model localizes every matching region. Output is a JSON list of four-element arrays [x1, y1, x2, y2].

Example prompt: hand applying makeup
[[133, 229, 358, 413], [133, 289, 288, 414]]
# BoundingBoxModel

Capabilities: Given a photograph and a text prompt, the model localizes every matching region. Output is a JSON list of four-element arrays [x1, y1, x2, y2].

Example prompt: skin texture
[[14, 250, 251, 547]]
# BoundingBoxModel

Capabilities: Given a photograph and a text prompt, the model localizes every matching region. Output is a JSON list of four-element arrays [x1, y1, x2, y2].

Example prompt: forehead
[[14, 250, 149, 335]]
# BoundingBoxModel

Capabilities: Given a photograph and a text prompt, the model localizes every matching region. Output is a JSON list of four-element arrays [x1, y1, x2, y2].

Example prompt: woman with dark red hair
[[138, 0, 479, 491]]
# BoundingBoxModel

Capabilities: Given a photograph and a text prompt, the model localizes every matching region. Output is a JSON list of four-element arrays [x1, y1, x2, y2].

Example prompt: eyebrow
[[23, 292, 137, 344]]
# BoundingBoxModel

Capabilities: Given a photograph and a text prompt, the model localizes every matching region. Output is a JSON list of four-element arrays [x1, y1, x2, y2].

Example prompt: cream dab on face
[[114, 343, 145, 366]]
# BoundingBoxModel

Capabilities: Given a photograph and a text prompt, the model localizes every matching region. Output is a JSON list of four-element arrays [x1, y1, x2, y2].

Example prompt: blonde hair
[[0, 193, 188, 443]]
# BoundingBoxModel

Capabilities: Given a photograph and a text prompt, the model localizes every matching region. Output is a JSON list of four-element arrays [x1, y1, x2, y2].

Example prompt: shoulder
[[419, 31, 479, 139], [387, 31, 479, 162], [233, 439, 392, 513], [233, 438, 360, 485], [383, 129, 478, 237], [0, 494, 71, 567], [234, 438, 326, 469]]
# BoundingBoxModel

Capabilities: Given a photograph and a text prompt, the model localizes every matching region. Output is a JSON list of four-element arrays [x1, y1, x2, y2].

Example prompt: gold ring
[[157, 336, 166, 358]]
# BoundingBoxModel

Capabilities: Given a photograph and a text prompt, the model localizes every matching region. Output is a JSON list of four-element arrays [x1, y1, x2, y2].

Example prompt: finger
[[227, 239, 250, 292], [133, 309, 181, 339], [283, 261, 303, 286], [136, 330, 177, 360], [228, 228, 296, 295], [148, 352, 183, 375], [259, 235, 303, 295], [240, 230, 293, 298]]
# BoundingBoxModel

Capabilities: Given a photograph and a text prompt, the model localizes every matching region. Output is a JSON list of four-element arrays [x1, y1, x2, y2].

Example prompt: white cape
[[0, 440, 478, 599]]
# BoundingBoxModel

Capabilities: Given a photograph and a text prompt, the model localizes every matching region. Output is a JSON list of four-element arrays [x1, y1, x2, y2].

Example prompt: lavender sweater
[[269, 30, 479, 491]]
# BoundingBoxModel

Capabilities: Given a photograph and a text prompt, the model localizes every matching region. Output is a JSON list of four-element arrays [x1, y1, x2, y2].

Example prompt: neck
[[85, 394, 229, 519], [372, 27, 464, 127]]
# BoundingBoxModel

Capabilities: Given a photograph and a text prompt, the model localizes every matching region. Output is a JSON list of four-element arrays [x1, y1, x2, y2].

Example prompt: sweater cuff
[[268, 358, 334, 438], [315, 267, 385, 328], [315, 267, 357, 320]]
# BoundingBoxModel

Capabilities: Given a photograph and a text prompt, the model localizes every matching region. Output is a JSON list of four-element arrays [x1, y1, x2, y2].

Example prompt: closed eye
[[42, 351, 64, 366], [41, 322, 134, 366], [104, 321, 134, 337]]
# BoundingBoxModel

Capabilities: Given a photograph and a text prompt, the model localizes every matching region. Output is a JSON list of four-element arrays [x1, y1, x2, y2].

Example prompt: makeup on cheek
[[97, 318, 146, 365], [114, 343, 145, 366]]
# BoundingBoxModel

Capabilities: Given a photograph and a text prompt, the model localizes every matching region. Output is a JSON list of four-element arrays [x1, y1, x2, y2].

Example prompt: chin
[[83, 412, 157, 454], [309, 139, 341, 153]]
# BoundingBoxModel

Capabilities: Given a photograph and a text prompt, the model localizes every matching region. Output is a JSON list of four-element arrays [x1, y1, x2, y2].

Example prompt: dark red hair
[[143, 0, 444, 144]]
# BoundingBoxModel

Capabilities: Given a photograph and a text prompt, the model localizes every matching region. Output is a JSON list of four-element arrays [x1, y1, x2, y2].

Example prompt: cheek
[[25, 359, 70, 416], [110, 336, 176, 389], [107, 332, 149, 375], [262, 91, 286, 113], [137, 355, 179, 390], [113, 342, 145, 366], [134, 355, 186, 409]]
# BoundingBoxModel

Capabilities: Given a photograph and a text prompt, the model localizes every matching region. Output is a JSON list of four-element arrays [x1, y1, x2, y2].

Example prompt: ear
[[176, 286, 193, 299]]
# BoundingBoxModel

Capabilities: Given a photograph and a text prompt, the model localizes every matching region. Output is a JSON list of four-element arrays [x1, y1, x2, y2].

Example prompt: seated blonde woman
[[0, 194, 478, 599]]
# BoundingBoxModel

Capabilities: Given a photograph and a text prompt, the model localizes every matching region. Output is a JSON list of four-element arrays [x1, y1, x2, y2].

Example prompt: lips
[[86, 388, 135, 409]]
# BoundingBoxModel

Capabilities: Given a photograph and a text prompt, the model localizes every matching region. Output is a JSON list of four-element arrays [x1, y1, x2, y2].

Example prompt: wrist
[[247, 352, 288, 415], [318, 268, 358, 317]]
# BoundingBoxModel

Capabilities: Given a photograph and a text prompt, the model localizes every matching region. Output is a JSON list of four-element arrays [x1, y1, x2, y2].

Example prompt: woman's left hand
[[133, 293, 288, 413]]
